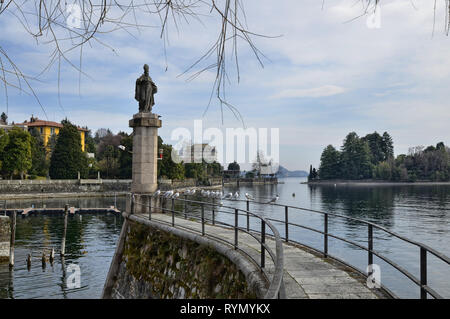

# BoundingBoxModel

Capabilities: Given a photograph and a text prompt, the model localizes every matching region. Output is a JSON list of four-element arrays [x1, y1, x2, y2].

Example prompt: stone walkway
[[135, 212, 386, 299]]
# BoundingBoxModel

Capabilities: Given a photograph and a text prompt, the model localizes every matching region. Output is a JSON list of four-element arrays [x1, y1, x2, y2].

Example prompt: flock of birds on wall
[[150, 189, 280, 205]]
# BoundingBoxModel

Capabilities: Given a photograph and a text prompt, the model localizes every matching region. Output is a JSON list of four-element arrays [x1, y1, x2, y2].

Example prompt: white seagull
[[153, 189, 161, 197], [267, 194, 279, 204], [223, 192, 233, 199], [245, 193, 254, 200], [164, 190, 174, 198], [233, 192, 240, 200], [172, 192, 180, 199]]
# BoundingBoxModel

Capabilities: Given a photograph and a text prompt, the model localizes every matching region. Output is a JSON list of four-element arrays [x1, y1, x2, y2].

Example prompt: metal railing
[[225, 198, 450, 299], [130, 194, 285, 299]]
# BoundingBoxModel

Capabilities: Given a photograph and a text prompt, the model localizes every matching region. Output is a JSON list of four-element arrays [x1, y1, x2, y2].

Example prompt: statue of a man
[[135, 64, 158, 113]]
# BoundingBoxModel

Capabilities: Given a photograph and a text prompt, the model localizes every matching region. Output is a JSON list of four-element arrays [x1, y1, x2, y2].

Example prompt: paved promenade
[[134, 212, 386, 299]]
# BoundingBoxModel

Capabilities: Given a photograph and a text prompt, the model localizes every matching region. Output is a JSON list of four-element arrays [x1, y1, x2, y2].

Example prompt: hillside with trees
[[314, 131, 450, 182], [1, 120, 223, 181]]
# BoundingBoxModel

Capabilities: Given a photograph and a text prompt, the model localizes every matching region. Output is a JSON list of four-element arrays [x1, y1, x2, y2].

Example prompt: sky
[[0, 0, 449, 171]]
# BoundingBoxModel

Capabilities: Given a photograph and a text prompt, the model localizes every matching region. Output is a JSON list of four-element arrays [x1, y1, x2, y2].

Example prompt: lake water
[[220, 177, 450, 299], [1, 178, 449, 299], [0, 197, 125, 299]]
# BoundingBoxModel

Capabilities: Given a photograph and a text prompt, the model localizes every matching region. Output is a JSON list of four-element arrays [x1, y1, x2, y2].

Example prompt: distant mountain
[[276, 165, 308, 178]]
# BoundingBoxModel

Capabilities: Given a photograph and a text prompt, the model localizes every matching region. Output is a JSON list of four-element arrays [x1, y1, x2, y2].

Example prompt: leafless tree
[[0, 0, 274, 123], [0, 1, 449, 122]]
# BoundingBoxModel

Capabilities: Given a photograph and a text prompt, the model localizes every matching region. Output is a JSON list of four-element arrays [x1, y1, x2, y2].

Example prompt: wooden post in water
[[61, 204, 69, 256], [9, 210, 16, 268]]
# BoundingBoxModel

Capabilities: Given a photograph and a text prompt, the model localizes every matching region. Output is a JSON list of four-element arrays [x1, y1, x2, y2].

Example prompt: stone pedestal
[[128, 112, 162, 214]]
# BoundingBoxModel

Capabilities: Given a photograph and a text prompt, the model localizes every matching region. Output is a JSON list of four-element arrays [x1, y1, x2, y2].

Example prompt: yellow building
[[17, 117, 87, 152]]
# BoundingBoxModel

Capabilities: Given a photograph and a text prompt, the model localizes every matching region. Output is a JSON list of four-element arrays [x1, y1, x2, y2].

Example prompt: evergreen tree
[[227, 161, 240, 172], [362, 132, 384, 165], [118, 133, 133, 179], [0, 129, 10, 172], [49, 120, 88, 179], [157, 136, 185, 180], [341, 132, 372, 179], [381, 132, 394, 160], [319, 145, 341, 179], [85, 129, 96, 154], [312, 167, 318, 179], [1, 127, 32, 179], [29, 128, 48, 177], [0, 112, 7, 125]]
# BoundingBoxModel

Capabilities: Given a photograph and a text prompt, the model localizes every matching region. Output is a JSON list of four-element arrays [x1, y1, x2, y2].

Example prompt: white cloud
[[271, 85, 348, 99]]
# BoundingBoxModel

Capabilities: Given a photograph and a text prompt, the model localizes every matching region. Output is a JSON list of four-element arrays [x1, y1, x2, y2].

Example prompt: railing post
[[420, 247, 427, 299], [285, 206, 289, 242], [61, 204, 68, 256], [148, 195, 152, 220], [212, 208, 215, 225], [324, 213, 328, 258], [9, 210, 16, 268], [184, 195, 187, 219], [130, 195, 135, 215], [171, 198, 175, 227], [234, 209, 238, 250], [261, 220, 266, 268], [368, 224, 373, 267], [201, 203, 205, 236], [246, 200, 250, 232]]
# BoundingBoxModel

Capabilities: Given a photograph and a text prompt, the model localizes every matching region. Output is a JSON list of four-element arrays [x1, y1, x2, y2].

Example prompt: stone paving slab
[[136, 213, 385, 299]]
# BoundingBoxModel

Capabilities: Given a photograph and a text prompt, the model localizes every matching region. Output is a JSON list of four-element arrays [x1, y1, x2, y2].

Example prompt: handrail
[[228, 198, 450, 265], [131, 194, 285, 299], [224, 197, 450, 299]]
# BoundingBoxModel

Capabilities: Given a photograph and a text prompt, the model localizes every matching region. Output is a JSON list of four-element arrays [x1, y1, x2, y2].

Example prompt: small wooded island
[[308, 131, 450, 183]]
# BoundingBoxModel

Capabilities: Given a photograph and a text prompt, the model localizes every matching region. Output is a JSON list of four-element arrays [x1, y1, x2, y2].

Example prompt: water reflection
[[1, 183, 449, 299], [0, 196, 125, 299], [309, 185, 396, 228]]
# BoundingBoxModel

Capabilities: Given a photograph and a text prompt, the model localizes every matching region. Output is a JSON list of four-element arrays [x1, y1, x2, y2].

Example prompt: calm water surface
[[1, 179, 449, 299], [220, 178, 450, 299], [0, 197, 125, 299]]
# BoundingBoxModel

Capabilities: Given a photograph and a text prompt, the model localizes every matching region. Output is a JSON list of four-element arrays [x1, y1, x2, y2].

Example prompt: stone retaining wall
[[0, 179, 131, 195], [108, 220, 264, 299]]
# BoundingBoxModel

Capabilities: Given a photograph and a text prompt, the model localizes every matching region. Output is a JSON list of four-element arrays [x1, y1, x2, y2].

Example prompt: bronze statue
[[135, 64, 158, 113]]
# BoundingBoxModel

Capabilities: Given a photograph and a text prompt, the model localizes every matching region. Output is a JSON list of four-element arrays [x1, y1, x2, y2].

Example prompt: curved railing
[[223, 198, 450, 299], [131, 194, 285, 299]]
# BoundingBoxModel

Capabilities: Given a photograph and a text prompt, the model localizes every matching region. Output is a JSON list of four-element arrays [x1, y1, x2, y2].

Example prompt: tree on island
[[318, 145, 341, 179], [317, 131, 450, 182], [49, 120, 88, 179], [340, 132, 373, 180]]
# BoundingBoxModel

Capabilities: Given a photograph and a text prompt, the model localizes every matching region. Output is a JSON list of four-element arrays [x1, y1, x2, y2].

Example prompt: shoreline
[[303, 180, 450, 186], [0, 185, 223, 201]]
